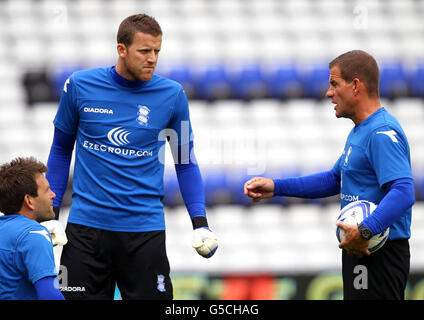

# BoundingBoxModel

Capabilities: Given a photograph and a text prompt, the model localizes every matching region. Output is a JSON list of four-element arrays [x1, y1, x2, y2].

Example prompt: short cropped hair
[[0, 157, 47, 215], [329, 50, 380, 98], [117, 14, 162, 47]]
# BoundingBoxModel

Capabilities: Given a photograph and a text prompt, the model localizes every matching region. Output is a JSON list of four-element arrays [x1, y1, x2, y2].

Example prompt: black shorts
[[59, 222, 173, 300], [342, 238, 410, 300]]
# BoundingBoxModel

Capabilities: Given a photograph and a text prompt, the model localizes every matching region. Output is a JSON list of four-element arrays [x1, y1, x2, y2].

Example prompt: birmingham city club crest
[[137, 105, 150, 126]]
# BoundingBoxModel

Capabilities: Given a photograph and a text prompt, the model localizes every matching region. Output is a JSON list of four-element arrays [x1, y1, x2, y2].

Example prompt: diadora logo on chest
[[83, 106, 114, 115]]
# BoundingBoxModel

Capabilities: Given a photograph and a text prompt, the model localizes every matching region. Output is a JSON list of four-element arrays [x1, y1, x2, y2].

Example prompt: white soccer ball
[[336, 200, 389, 253]]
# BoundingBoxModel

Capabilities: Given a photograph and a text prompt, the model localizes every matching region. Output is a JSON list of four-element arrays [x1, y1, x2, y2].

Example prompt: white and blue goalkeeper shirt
[[0, 215, 57, 300], [333, 107, 413, 240], [52, 67, 193, 232]]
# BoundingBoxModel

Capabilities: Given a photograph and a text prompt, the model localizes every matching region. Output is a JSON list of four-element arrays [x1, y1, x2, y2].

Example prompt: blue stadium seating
[[49, 62, 424, 101], [226, 169, 257, 206], [379, 61, 409, 98], [162, 64, 196, 99], [410, 62, 424, 98], [230, 63, 268, 100], [414, 172, 424, 202], [267, 63, 304, 100], [194, 63, 232, 100], [301, 62, 330, 99], [50, 64, 82, 99]]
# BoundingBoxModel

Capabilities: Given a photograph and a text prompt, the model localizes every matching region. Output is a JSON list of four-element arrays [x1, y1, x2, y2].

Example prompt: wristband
[[192, 216, 208, 229]]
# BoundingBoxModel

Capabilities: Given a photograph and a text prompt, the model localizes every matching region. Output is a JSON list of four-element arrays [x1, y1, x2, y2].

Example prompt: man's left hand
[[337, 221, 370, 258]]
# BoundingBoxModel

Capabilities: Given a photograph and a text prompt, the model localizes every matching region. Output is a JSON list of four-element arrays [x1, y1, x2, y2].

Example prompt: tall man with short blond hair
[[46, 14, 217, 300]]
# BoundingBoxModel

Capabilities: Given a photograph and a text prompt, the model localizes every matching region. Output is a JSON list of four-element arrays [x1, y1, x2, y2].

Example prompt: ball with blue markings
[[336, 200, 389, 253]]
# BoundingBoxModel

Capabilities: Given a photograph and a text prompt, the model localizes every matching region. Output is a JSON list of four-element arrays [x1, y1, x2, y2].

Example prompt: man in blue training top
[[0, 157, 64, 300], [244, 50, 415, 300], [46, 14, 217, 300]]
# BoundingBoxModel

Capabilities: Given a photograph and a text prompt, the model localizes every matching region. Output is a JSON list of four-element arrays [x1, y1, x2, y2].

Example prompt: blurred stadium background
[[1, 0, 424, 299]]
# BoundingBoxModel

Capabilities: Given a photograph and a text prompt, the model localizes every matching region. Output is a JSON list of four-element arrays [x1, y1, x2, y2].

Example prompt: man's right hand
[[243, 177, 275, 202], [41, 220, 68, 247]]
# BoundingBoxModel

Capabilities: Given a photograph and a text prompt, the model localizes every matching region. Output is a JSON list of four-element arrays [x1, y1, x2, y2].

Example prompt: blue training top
[[51, 66, 197, 232], [333, 107, 413, 240], [274, 107, 414, 241], [0, 215, 57, 300]]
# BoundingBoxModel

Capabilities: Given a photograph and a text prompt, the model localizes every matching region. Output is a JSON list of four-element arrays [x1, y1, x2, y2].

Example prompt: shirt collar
[[110, 65, 146, 88]]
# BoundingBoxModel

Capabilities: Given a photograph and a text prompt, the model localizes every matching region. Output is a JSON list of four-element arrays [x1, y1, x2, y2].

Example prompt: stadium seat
[[48, 38, 82, 66], [224, 167, 257, 206], [210, 100, 246, 125], [247, 205, 285, 228], [164, 206, 192, 234], [391, 98, 424, 124], [414, 173, 424, 202], [301, 62, 330, 99], [194, 64, 232, 100], [245, 99, 282, 127], [284, 99, 318, 123], [230, 63, 269, 100], [209, 205, 246, 230], [266, 63, 304, 99], [73, 0, 105, 16], [188, 100, 211, 128], [399, 35, 424, 61], [22, 70, 55, 106], [4, 0, 35, 20], [13, 37, 45, 67], [379, 60, 409, 99], [202, 168, 232, 206], [163, 64, 197, 99], [410, 62, 424, 98], [188, 36, 222, 63], [50, 64, 83, 100], [108, 0, 139, 19]]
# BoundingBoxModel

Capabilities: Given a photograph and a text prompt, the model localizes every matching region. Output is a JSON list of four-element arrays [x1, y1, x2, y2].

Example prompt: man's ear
[[23, 194, 36, 211], [117, 43, 127, 58], [352, 78, 361, 96]]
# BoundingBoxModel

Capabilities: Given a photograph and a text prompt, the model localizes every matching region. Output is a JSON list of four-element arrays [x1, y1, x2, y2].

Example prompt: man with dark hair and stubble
[[244, 50, 415, 300], [46, 14, 217, 300], [0, 157, 64, 300]]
